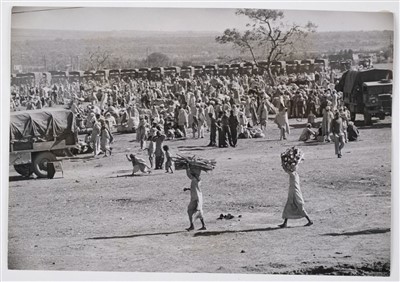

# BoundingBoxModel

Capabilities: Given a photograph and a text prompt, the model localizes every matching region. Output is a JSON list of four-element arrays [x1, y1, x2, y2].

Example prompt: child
[[274, 106, 290, 141], [185, 165, 206, 231], [163, 145, 173, 173], [126, 154, 151, 176]]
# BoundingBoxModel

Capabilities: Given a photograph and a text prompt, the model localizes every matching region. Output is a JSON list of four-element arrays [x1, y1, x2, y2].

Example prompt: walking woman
[[279, 147, 313, 228]]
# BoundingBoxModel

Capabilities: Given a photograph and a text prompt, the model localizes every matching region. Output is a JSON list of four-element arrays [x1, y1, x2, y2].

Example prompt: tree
[[85, 46, 111, 71], [146, 52, 170, 68], [216, 9, 317, 85]]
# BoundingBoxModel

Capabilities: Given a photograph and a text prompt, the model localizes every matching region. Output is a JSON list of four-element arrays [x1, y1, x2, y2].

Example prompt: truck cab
[[362, 81, 392, 123], [300, 59, 315, 73], [164, 66, 180, 78], [204, 65, 218, 76], [150, 67, 164, 81], [138, 68, 151, 80], [180, 66, 194, 79], [120, 69, 138, 80], [315, 59, 329, 72], [229, 63, 243, 76], [193, 65, 205, 77], [217, 64, 229, 76], [286, 60, 301, 74], [109, 69, 121, 80], [241, 62, 255, 75], [336, 69, 392, 125]]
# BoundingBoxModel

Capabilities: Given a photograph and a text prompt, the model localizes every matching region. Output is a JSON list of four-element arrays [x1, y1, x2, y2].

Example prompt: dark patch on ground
[[275, 262, 390, 276]]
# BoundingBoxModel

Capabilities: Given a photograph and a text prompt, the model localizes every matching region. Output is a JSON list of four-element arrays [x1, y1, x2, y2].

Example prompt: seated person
[[299, 123, 317, 142], [307, 112, 317, 127], [347, 121, 360, 141]]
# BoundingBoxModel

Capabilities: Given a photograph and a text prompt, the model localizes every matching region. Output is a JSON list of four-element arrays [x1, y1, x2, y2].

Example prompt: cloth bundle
[[249, 128, 265, 138], [173, 155, 216, 172], [281, 147, 304, 172]]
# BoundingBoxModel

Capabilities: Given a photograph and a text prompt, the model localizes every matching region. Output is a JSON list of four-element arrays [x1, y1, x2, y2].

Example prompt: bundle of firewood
[[173, 155, 216, 171]]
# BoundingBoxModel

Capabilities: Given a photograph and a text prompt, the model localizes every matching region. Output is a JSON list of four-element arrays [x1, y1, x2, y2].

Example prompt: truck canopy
[[10, 108, 76, 145], [335, 69, 393, 94]]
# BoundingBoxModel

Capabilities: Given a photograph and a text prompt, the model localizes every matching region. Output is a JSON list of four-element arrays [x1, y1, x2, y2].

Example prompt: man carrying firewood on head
[[175, 155, 215, 231], [185, 165, 206, 231]]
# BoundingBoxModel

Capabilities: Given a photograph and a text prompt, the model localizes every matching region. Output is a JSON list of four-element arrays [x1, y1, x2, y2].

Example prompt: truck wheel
[[14, 164, 34, 177], [32, 152, 57, 178], [364, 110, 372, 126]]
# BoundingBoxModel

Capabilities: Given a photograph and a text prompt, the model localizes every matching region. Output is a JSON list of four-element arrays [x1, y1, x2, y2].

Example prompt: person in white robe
[[126, 154, 151, 176]]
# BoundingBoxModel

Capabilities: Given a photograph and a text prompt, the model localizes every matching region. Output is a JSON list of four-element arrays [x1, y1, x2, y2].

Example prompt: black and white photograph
[[2, 1, 399, 280]]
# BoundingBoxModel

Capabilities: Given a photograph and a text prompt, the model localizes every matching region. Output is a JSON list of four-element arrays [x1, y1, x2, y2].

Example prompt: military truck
[[335, 69, 392, 125], [10, 108, 78, 178]]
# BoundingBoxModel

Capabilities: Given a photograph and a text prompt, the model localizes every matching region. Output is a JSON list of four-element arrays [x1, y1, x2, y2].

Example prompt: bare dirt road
[[7, 115, 392, 276]]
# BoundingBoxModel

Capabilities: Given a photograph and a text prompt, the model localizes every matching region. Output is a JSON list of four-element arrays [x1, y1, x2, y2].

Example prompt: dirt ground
[[7, 115, 392, 277]]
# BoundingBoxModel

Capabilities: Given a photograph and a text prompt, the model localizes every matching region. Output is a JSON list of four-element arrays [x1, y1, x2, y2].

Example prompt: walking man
[[228, 110, 239, 147], [154, 130, 166, 169], [207, 112, 218, 147], [330, 111, 345, 158]]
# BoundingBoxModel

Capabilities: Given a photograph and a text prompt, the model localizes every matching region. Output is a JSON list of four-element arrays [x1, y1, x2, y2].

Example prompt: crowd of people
[[10, 67, 364, 230], [10, 67, 360, 163]]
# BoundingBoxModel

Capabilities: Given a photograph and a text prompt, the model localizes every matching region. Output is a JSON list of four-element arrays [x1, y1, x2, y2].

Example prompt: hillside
[[10, 29, 393, 71]]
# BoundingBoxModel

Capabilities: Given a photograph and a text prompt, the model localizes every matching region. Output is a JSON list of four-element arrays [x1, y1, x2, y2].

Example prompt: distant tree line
[[10, 29, 393, 73]]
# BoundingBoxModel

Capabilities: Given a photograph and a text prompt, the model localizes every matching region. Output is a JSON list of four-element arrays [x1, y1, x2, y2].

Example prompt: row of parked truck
[[12, 59, 352, 86]]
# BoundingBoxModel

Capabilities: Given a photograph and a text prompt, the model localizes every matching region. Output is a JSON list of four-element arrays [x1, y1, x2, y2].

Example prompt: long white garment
[[282, 171, 308, 219]]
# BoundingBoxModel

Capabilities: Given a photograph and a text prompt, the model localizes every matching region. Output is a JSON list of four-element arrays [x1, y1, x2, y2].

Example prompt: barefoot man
[[185, 165, 206, 231]]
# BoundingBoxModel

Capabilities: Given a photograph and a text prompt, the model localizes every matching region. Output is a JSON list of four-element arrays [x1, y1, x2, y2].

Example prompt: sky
[[11, 6, 394, 33]]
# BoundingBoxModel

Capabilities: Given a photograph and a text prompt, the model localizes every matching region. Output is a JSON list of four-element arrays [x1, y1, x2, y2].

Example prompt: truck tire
[[32, 152, 57, 178], [364, 110, 372, 126], [14, 164, 34, 177]]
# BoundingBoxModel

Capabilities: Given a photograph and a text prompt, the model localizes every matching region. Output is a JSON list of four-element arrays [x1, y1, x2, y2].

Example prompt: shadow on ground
[[321, 228, 390, 236], [9, 176, 64, 182], [193, 226, 282, 237], [86, 230, 186, 240], [177, 145, 213, 151], [86, 226, 285, 240], [108, 173, 158, 178], [9, 175, 35, 182]]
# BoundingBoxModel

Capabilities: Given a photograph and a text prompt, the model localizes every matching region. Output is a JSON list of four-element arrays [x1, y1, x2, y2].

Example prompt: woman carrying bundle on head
[[279, 147, 313, 228]]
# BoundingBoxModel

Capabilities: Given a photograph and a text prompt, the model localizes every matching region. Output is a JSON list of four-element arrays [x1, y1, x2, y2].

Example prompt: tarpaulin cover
[[336, 69, 393, 94], [10, 108, 76, 144]]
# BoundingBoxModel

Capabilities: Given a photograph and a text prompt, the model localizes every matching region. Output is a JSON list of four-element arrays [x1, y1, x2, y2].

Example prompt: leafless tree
[[85, 46, 112, 71], [216, 9, 317, 85]]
